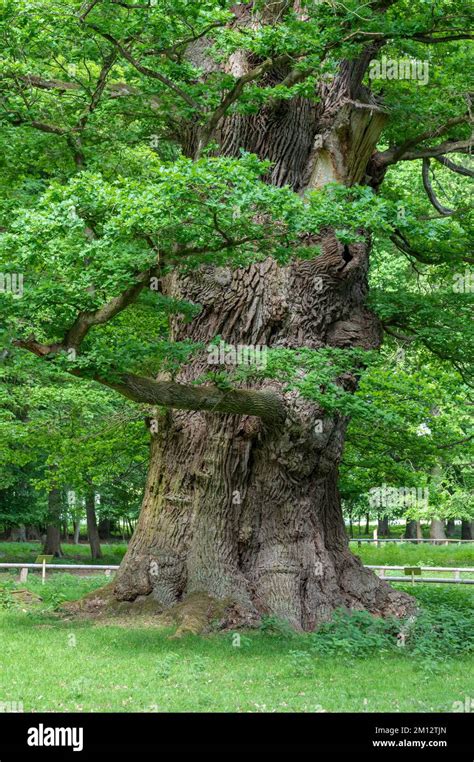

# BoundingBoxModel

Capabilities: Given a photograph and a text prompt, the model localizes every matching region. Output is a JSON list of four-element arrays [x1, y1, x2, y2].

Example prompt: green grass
[[0, 541, 127, 565], [1, 540, 472, 569], [346, 522, 464, 540], [0, 575, 472, 713], [353, 541, 474, 568]]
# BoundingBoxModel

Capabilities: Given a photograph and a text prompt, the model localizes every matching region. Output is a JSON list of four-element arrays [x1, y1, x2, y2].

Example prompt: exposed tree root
[[60, 572, 416, 636]]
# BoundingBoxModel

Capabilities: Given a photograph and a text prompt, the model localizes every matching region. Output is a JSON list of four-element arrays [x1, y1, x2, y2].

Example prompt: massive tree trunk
[[111, 42, 416, 630], [114, 288, 413, 631]]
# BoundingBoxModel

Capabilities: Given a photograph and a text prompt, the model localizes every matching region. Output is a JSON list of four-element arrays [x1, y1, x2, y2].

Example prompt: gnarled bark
[[114, 233, 414, 630]]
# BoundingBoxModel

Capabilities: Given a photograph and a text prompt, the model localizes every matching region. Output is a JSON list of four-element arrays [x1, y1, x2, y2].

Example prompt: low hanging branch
[[14, 334, 287, 424], [96, 373, 287, 424], [13, 266, 287, 425]]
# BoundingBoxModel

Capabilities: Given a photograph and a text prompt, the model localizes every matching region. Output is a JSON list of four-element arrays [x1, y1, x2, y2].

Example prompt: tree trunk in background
[[73, 520, 81, 544], [10, 525, 26, 542], [430, 518, 447, 543], [43, 488, 63, 557], [445, 518, 456, 538], [378, 515, 390, 537], [85, 493, 102, 560], [404, 520, 419, 541], [111, 16, 415, 631], [26, 525, 41, 541], [98, 518, 111, 541], [461, 520, 474, 540], [365, 514, 370, 535]]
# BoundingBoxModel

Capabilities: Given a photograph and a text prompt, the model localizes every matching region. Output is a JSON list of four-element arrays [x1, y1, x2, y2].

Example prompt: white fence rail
[[367, 564, 474, 584], [350, 538, 473, 544], [0, 563, 473, 584], [0, 562, 119, 584]]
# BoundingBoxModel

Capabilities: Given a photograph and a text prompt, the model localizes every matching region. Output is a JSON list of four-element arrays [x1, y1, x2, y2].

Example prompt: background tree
[[0, 352, 148, 554]]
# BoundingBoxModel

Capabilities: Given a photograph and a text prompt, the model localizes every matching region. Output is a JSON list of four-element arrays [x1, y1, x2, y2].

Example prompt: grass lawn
[[353, 542, 474, 577], [1, 540, 472, 568], [346, 522, 465, 540], [0, 541, 127, 566], [0, 574, 472, 713]]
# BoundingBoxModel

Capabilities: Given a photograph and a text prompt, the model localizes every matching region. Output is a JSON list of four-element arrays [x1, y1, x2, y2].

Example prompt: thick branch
[[399, 139, 473, 162], [9, 74, 80, 92], [12, 333, 287, 423], [390, 229, 474, 265], [97, 373, 287, 424], [1, 72, 143, 100], [64, 268, 156, 349], [9, 117, 67, 135], [12, 265, 157, 361], [375, 115, 472, 165], [421, 158, 454, 216], [345, 31, 473, 46]]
